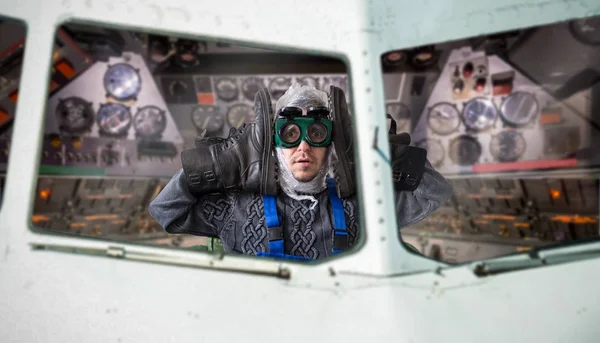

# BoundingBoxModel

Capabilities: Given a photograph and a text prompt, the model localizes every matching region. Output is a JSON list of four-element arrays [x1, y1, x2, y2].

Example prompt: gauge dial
[[570, 17, 600, 45], [415, 139, 445, 167], [227, 104, 254, 129], [214, 77, 239, 102], [103, 63, 142, 100], [133, 106, 166, 138], [241, 77, 265, 101], [462, 97, 497, 131], [297, 76, 319, 89], [427, 102, 460, 135], [191, 106, 224, 135], [96, 103, 132, 136], [500, 92, 539, 127], [55, 97, 95, 134], [386, 102, 410, 132], [449, 135, 482, 166], [268, 77, 292, 100], [490, 130, 527, 162]]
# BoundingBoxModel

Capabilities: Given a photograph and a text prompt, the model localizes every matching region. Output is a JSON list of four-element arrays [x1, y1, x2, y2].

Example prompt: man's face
[[281, 140, 328, 182]]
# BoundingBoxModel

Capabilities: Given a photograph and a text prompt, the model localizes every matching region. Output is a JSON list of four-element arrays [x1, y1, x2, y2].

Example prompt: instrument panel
[[158, 73, 350, 143], [404, 46, 600, 175]]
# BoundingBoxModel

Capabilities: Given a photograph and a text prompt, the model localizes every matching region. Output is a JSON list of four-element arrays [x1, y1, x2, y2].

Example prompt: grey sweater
[[148, 162, 452, 259]]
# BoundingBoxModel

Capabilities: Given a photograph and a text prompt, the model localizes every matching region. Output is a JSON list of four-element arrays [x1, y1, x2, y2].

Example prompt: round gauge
[[386, 102, 410, 132], [448, 135, 482, 166], [415, 139, 445, 167], [500, 92, 539, 127], [462, 97, 498, 131], [96, 103, 132, 136], [191, 106, 224, 135], [241, 77, 265, 101], [227, 104, 254, 129], [55, 97, 95, 134], [569, 17, 600, 45], [268, 77, 292, 100], [168, 80, 189, 98], [490, 130, 527, 162], [214, 77, 239, 102], [297, 76, 319, 89], [103, 63, 142, 100], [133, 105, 167, 138], [427, 102, 460, 135], [322, 76, 348, 93]]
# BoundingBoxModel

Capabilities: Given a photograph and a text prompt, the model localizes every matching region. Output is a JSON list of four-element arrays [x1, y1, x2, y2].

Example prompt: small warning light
[[39, 189, 51, 199], [549, 189, 561, 199], [50, 136, 61, 148], [72, 137, 82, 149]]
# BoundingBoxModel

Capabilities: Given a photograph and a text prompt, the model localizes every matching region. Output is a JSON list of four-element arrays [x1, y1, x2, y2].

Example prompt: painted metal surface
[[0, 0, 599, 342]]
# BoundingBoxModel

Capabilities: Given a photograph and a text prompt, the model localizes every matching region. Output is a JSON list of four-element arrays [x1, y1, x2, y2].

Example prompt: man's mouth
[[295, 158, 312, 166]]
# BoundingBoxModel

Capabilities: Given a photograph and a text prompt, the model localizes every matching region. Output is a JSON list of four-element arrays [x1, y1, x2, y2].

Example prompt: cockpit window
[[385, 15, 600, 263], [0, 17, 27, 210], [31, 22, 377, 263]]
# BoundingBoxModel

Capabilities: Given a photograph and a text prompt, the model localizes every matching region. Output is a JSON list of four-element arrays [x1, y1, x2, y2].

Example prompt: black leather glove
[[329, 85, 427, 195], [180, 87, 278, 196], [389, 133, 427, 191]]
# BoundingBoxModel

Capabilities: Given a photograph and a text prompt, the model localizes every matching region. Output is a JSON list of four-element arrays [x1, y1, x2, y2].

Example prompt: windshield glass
[[389, 15, 600, 263]]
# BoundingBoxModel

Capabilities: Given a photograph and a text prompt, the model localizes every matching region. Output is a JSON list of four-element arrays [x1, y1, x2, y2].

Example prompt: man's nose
[[297, 140, 311, 151]]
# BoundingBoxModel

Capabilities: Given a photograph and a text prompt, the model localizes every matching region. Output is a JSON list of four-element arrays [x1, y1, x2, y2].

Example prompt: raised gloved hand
[[329, 86, 426, 195], [180, 87, 278, 196]]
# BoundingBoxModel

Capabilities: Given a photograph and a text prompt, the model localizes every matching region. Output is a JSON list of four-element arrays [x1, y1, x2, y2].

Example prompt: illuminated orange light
[[32, 215, 50, 223], [39, 189, 51, 199], [50, 136, 61, 148], [72, 137, 82, 149], [549, 189, 561, 199]]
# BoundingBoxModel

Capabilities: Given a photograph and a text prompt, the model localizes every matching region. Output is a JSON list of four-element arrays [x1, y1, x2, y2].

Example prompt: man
[[148, 83, 452, 260]]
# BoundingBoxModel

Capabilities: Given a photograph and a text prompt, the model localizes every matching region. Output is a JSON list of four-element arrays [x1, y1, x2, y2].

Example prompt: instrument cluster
[[160, 73, 349, 140], [406, 46, 596, 175]]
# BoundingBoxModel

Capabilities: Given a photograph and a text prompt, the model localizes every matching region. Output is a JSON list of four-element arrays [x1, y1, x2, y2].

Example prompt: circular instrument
[[490, 130, 527, 162], [191, 106, 224, 135], [241, 77, 265, 101], [448, 135, 482, 166], [214, 77, 239, 102], [386, 102, 411, 132], [297, 76, 319, 89], [227, 104, 254, 129], [462, 97, 497, 131], [96, 103, 132, 136], [500, 91, 539, 127], [133, 105, 166, 138], [103, 63, 142, 100], [415, 139, 445, 167], [168, 80, 189, 98], [55, 97, 95, 134], [268, 77, 292, 100], [427, 102, 460, 135], [569, 17, 600, 45]]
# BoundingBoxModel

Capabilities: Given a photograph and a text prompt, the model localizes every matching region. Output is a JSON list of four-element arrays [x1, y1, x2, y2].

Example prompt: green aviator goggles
[[274, 106, 333, 148]]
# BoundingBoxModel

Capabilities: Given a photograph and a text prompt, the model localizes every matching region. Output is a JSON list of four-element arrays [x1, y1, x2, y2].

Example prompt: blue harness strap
[[263, 194, 284, 254], [326, 178, 348, 254], [260, 177, 349, 259]]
